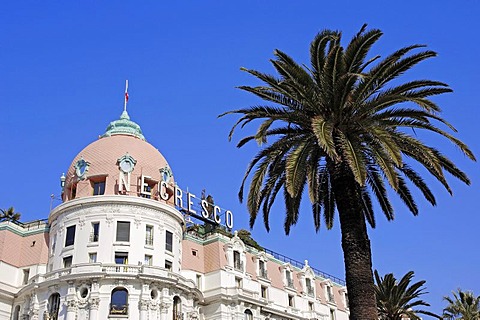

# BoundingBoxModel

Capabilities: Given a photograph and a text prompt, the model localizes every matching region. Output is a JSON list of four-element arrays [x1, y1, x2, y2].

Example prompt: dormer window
[[259, 260, 268, 278], [93, 180, 106, 195], [286, 270, 294, 288], [306, 278, 314, 297], [326, 285, 335, 303], [233, 250, 243, 271]]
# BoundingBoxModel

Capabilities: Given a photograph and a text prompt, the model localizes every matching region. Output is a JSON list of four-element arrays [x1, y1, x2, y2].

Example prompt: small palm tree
[[443, 289, 480, 320], [221, 25, 475, 319], [0, 207, 21, 222], [374, 270, 441, 320]]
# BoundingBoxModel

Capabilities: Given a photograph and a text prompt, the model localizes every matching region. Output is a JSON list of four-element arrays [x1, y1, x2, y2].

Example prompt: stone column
[[66, 300, 77, 320], [161, 303, 172, 320], [139, 299, 149, 320], [89, 298, 100, 320]]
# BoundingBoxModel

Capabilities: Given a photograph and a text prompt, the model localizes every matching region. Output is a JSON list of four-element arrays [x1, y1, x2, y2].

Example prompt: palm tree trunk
[[332, 164, 378, 320]]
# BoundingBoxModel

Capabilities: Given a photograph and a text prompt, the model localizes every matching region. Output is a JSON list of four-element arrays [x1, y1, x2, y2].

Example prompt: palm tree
[[0, 207, 21, 222], [374, 270, 440, 319], [220, 25, 475, 319], [443, 289, 480, 319]]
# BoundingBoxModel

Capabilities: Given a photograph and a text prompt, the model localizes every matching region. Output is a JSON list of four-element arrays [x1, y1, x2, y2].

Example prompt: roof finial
[[123, 80, 129, 113]]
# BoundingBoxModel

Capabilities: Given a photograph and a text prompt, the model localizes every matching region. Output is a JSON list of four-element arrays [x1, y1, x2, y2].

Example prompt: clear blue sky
[[1, 1, 478, 316]]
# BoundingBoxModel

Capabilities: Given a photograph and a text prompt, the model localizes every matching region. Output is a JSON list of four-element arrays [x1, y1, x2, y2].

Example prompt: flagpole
[[124, 80, 129, 112]]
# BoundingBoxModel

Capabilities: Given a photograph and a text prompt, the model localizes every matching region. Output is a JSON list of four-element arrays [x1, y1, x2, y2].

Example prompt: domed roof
[[63, 111, 174, 201]]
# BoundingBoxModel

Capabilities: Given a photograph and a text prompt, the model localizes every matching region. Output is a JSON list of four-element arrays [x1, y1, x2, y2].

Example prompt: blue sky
[[1, 1, 479, 316]]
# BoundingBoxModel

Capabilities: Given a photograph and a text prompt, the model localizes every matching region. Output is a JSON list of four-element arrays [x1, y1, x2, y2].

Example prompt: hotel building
[[0, 107, 349, 320]]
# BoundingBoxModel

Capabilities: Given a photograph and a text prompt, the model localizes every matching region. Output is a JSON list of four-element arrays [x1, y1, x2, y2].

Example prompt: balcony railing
[[263, 248, 345, 286], [234, 260, 244, 272], [259, 268, 268, 279], [328, 292, 335, 303], [287, 278, 294, 288], [173, 311, 184, 320], [145, 236, 154, 246], [89, 233, 99, 242], [307, 286, 315, 297], [110, 304, 128, 315]]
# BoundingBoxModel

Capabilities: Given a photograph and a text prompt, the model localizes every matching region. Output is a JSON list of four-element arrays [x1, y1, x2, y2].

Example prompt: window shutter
[[116, 222, 130, 242]]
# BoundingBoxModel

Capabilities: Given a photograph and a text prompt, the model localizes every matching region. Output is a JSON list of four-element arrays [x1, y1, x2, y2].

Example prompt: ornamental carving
[[89, 297, 100, 310], [66, 299, 77, 311], [139, 299, 150, 311], [188, 311, 199, 320]]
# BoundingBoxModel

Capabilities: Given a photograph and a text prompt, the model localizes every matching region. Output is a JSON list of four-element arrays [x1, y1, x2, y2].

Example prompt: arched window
[[244, 309, 253, 320], [173, 296, 182, 320], [48, 293, 60, 320], [12, 305, 20, 320], [110, 287, 128, 315]]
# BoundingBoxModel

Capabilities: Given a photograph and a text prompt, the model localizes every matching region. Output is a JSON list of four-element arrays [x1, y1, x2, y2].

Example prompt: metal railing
[[234, 260, 244, 272], [307, 286, 315, 296], [89, 233, 99, 242], [173, 311, 184, 320], [328, 292, 335, 303], [287, 278, 295, 288], [259, 268, 268, 279], [110, 304, 128, 315], [264, 248, 345, 286], [145, 236, 154, 246]]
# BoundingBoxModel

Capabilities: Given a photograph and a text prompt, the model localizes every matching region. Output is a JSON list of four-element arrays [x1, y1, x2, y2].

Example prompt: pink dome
[[63, 134, 174, 201]]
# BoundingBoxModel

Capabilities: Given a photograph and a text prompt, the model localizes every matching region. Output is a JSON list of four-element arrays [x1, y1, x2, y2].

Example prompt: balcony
[[234, 260, 244, 272], [328, 292, 335, 303], [145, 236, 154, 246], [286, 278, 294, 289], [307, 286, 315, 297], [89, 233, 99, 242], [259, 268, 268, 279], [110, 303, 128, 315], [173, 311, 184, 320]]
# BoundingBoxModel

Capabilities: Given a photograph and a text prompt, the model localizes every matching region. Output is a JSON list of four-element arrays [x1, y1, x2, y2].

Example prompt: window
[[327, 286, 334, 303], [244, 309, 253, 320], [144, 255, 152, 266], [90, 222, 100, 242], [22, 269, 30, 285], [288, 294, 295, 307], [71, 185, 77, 199], [116, 221, 130, 242], [146, 225, 154, 245], [93, 180, 106, 195], [259, 260, 268, 278], [344, 293, 349, 308], [165, 230, 173, 252], [51, 235, 56, 254], [110, 287, 128, 315], [192, 249, 198, 256], [308, 302, 314, 311], [329, 309, 335, 320], [173, 296, 182, 320], [12, 305, 20, 320], [48, 293, 60, 319], [115, 252, 128, 265], [286, 270, 294, 288], [165, 260, 172, 271], [89, 252, 97, 263], [261, 286, 268, 299], [65, 225, 76, 246], [233, 250, 243, 271], [235, 277, 242, 288], [63, 256, 73, 268], [306, 278, 314, 296], [196, 274, 202, 290]]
